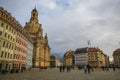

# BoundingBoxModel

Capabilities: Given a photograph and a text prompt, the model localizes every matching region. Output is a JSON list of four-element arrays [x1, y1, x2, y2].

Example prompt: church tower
[[30, 7, 38, 22], [24, 7, 50, 68]]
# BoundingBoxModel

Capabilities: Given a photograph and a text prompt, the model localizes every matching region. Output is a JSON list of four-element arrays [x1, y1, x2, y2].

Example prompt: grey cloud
[[1, 0, 120, 58]]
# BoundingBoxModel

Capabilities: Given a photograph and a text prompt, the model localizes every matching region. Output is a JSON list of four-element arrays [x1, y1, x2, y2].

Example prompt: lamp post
[[96, 53, 99, 68]]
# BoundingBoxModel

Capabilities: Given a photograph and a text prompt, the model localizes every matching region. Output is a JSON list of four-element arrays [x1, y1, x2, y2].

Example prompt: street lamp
[[96, 53, 99, 68]]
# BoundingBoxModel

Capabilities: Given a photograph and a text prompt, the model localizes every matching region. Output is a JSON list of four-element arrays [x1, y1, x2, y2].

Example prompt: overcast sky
[[0, 0, 120, 59]]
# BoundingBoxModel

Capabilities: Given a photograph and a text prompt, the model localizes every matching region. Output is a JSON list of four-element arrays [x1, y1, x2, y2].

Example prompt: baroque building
[[24, 8, 50, 68]]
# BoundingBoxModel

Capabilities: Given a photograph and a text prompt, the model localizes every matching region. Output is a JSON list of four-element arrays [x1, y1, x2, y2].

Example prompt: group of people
[[101, 65, 120, 72], [83, 64, 93, 74], [58, 64, 120, 73], [59, 66, 74, 72], [59, 65, 65, 72], [39, 66, 48, 71], [59, 64, 93, 73]]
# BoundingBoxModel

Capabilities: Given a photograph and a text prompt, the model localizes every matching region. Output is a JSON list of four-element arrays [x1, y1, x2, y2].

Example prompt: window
[[14, 32, 16, 35], [9, 44, 11, 49], [13, 38, 14, 42], [18, 55, 20, 59], [12, 45, 14, 50], [8, 53, 10, 58], [8, 34, 10, 39], [4, 33, 7, 37], [33, 13, 35, 17], [9, 27, 11, 31], [9, 53, 11, 58], [11, 36, 12, 40], [17, 55, 19, 59], [3, 41, 5, 47], [6, 42, 8, 48], [1, 23, 4, 27], [12, 29, 13, 33], [14, 54, 15, 59], [1, 51, 4, 57], [10, 54, 12, 59], [6, 25, 8, 29], [5, 52, 7, 58], [15, 46, 17, 50], [0, 31, 2, 36]]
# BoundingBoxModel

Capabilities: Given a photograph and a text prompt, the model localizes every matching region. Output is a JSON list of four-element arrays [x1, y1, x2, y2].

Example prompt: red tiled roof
[[64, 50, 74, 57], [88, 48, 99, 52], [114, 49, 120, 53], [113, 48, 120, 56]]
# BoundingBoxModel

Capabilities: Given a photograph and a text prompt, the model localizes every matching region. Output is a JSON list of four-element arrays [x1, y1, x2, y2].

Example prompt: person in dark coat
[[87, 64, 91, 74], [113, 65, 116, 72], [59, 66, 62, 72], [67, 66, 70, 72], [62, 66, 65, 72], [83, 65, 87, 74]]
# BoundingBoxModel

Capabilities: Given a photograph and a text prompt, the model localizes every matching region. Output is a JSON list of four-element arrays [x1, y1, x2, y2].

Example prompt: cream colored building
[[55, 56, 61, 67], [24, 8, 50, 68]]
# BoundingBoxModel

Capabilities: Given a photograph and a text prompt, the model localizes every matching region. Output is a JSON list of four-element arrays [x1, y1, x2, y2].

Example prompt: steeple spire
[[34, 5, 36, 9], [33, 6, 37, 12]]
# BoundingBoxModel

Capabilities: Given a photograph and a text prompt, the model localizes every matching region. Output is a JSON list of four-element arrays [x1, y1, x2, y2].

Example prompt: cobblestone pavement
[[0, 68, 120, 80]]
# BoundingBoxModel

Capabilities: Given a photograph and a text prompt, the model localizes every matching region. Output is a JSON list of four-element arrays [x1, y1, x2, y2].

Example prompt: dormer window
[[33, 13, 35, 17]]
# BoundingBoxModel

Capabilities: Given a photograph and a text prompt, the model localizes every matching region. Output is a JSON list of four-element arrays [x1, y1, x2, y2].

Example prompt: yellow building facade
[[64, 50, 74, 66], [0, 7, 17, 72], [55, 57, 61, 67], [0, 7, 34, 73], [24, 8, 50, 68]]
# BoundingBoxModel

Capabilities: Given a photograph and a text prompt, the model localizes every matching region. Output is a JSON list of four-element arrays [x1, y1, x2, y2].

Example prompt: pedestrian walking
[[106, 66, 109, 71], [113, 65, 115, 72], [59, 66, 62, 72], [62, 66, 65, 72], [67, 66, 71, 72], [91, 66, 94, 72], [102, 66, 105, 71], [72, 66, 75, 70], [39, 67, 41, 71], [83, 65, 87, 74], [87, 64, 91, 74]]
